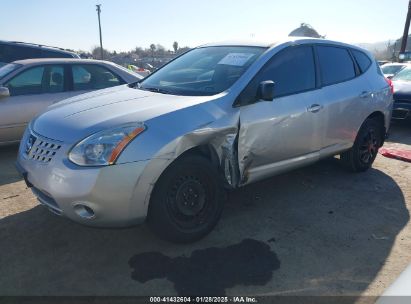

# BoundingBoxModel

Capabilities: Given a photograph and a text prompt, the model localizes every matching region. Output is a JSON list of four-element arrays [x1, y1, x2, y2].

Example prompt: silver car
[[16, 38, 393, 242], [0, 59, 142, 145]]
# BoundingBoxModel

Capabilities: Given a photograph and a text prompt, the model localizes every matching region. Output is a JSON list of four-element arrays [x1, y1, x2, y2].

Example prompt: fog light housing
[[74, 204, 95, 219]]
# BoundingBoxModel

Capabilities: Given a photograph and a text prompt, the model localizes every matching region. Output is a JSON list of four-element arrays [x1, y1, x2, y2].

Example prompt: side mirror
[[257, 80, 275, 101], [0, 86, 10, 99]]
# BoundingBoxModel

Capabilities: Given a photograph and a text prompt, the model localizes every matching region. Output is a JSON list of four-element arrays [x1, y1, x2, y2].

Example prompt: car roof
[[12, 58, 115, 65], [198, 37, 365, 51], [0, 40, 77, 55]]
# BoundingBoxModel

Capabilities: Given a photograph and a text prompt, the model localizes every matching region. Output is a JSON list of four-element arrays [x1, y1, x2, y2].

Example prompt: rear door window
[[352, 50, 372, 73], [317, 46, 356, 86], [71, 64, 124, 91], [47, 66, 65, 93]]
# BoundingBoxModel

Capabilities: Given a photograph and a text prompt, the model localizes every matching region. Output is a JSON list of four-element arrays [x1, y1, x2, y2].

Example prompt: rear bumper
[[392, 102, 411, 120]]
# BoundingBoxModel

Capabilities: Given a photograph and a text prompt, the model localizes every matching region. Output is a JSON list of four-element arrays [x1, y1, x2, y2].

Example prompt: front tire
[[147, 155, 224, 243], [341, 118, 384, 172]]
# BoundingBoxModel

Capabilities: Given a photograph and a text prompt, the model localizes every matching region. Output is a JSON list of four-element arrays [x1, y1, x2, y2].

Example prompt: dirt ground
[[0, 123, 411, 300]]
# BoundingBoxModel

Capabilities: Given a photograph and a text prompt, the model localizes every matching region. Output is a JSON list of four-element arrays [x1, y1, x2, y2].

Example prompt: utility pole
[[400, 0, 411, 61], [393, 42, 397, 62], [96, 4, 104, 60]]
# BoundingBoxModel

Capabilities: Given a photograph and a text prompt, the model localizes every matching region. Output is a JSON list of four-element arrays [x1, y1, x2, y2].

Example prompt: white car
[[381, 62, 410, 79], [0, 58, 142, 145]]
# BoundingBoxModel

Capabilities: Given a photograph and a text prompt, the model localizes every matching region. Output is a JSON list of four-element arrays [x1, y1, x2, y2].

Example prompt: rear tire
[[147, 155, 224, 243], [341, 118, 384, 172]]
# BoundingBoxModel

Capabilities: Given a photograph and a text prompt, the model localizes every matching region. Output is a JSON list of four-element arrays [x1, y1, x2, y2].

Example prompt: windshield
[[392, 67, 411, 81], [138, 46, 267, 96], [0, 63, 22, 80], [381, 64, 406, 75]]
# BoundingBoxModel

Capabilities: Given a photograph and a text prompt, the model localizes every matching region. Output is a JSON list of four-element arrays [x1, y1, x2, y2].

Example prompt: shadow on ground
[[388, 122, 411, 145], [0, 157, 408, 297]]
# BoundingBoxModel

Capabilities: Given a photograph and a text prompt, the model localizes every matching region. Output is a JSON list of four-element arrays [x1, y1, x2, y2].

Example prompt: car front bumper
[[16, 129, 153, 227]]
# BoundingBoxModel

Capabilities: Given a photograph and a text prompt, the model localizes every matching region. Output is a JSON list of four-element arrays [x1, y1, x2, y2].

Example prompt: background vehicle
[[0, 59, 142, 145], [0, 40, 80, 67], [381, 62, 410, 79], [16, 38, 392, 243], [391, 66, 411, 121], [127, 64, 151, 77]]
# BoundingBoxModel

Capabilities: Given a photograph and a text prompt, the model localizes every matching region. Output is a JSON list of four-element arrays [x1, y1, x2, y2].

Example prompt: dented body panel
[[16, 37, 393, 227]]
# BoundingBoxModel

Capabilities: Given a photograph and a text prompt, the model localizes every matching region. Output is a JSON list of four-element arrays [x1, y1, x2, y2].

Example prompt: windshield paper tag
[[218, 53, 255, 66]]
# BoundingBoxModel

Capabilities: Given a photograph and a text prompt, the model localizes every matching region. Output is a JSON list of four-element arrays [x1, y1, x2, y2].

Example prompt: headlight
[[68, 122, 146, 166]]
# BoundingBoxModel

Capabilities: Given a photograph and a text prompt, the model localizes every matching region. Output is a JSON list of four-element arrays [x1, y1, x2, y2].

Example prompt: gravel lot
[[0, 123, 411, 299]]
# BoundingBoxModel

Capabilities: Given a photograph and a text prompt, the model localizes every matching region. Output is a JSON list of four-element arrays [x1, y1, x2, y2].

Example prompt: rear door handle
[[359, 91, 371, 98], [307, 104, 323, 113]]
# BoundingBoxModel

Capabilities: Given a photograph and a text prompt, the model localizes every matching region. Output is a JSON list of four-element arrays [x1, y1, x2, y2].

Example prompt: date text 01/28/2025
[[149, 296, 258, 303]]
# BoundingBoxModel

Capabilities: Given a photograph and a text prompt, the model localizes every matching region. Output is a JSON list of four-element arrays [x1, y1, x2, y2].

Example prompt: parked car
[[378, 60, 389, 66], [391, 66, 411, 121], [16, 38, 393, 243], [0, 59, 142, 145], [127, 64, 151, 77], [0, 40, 80, 67], [381, 62, 409, 79], [377, 263, 411, 302]]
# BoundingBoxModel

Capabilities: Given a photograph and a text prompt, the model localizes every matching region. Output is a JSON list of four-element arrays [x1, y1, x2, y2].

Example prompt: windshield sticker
[[218, 53, 255, 66]]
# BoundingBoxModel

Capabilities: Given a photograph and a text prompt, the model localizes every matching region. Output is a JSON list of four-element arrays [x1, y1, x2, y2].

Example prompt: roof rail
[[1, 40, 75, 53]]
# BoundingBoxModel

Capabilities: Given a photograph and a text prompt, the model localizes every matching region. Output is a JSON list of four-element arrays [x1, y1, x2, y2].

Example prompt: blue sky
[[0, 0, 409, 52]]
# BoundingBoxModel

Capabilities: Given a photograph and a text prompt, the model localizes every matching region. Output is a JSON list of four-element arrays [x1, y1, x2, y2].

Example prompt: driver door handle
[[359, 91, 371, 98], [307, 104, 323, 113]]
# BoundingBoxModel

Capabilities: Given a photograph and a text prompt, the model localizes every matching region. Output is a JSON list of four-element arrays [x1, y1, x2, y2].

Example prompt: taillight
[[385, 78, 394, 94]]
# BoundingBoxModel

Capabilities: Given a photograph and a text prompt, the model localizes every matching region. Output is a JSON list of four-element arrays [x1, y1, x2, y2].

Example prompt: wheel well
[[367, 111, 385, 126], [178, 145, 220, 168], [366, 111, 386, 146], [176, 145, 233, 187]]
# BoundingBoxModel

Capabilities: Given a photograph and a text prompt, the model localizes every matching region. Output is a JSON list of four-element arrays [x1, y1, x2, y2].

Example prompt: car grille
[[26, 134, 62, 163]]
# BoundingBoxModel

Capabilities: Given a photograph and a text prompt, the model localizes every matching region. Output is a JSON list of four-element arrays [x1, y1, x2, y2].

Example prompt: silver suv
[[16, 38, 393, 243]]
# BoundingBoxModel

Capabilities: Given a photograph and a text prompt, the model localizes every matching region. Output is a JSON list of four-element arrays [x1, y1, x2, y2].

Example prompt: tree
[[150, 44, 156, 62], [176, 46, 191, 55], [156, 44, 166, 57], [173, 41, 179, 53], [289, 23, 324, 39], [91, 46, 110, 60]]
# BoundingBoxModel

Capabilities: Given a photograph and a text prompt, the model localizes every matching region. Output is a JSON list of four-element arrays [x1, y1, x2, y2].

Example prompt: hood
[[32, 85, 213, 142], [392, 80, 411, 102]]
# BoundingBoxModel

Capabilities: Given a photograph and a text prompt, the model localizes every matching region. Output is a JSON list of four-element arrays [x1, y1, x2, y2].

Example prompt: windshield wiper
[[139, 86, 175, 95]]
